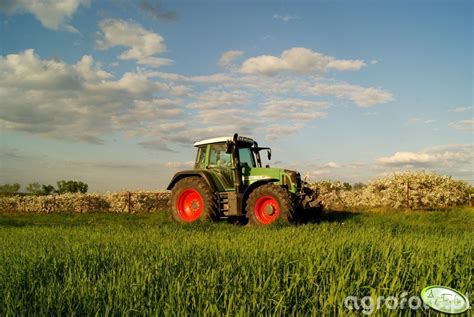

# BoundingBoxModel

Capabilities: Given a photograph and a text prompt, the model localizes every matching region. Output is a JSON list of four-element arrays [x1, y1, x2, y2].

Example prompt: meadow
[[0, 209, 472, 315]]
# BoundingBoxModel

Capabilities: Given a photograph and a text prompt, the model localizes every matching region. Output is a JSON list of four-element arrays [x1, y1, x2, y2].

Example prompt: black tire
[[169, 177, 219, 223], [245, 184, 293, 225]]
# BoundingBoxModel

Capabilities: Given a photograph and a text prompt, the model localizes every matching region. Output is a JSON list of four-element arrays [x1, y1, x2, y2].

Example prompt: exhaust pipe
[[232, 133, 243, 193]]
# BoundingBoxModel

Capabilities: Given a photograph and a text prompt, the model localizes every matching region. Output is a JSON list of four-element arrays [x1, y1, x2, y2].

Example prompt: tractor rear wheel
[[246, 184, 293, 225], [169, 177, 218, 222]]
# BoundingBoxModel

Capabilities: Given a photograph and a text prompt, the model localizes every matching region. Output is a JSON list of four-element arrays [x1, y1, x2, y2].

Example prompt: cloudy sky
[[0, 0, 472, 191]]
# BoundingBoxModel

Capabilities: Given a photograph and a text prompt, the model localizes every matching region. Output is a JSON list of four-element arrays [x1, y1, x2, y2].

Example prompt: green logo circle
[[421, 286, 470, 315]]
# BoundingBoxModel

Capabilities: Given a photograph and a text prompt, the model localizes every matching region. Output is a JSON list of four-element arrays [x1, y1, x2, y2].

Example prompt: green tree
[[56, 180, 88, 194], [342, 182, 352, 191], [352, 182, 367, 191], [42, 184, 55, 195], [0, 183, 21, 195], [26, 182, 42, 195], [26, 182, 56, 195]]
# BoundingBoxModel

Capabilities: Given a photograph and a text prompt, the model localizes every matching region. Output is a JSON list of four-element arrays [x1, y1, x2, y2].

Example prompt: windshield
[[209, 143, 231, 167], [239, 147, 256, 167]]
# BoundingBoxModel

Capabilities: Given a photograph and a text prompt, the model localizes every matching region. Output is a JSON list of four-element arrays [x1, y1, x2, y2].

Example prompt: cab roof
[[193, 136, 255, 147]]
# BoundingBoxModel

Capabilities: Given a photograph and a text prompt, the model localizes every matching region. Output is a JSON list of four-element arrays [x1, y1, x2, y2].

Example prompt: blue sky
[[0, 0, 472, 191]]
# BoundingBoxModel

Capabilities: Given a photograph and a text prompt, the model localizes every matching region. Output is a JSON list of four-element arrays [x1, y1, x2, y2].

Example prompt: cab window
[[239, 147, 255, 167], [195, 146, 206, 169], [209, 143, 231, 167]]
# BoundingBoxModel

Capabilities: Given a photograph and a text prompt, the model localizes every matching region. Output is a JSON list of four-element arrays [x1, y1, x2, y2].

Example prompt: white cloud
[[165, 125, 254, 144], [147, 71, 299, 95], [187, 90, 249, 109], [112, 99, 183, 129], [240, 47, 366, 76], [196, 109, 259, 132], [148, 70, 393, 110], [96, 19, 172, 67], [448, 106, 472, 113], [377, 144, 473, 168], [272, 14, 299, 22], [130, 117, 255, 146], [0, 0, 89, 32], [136, 56, 173, 67], [378, 152, 439, 166], [260, 98, 329, 121], [218, 50, 244, 67], [305, 163, 368, 183], [407, 118, 436, 124], [308, 161, 365, 177], [311, 83, 394, 107], [184, 90, 257, 139], [137, 140, 177, 152], [449, 119, 474, 131], [146, 71, 235, 84], [309, 164, 339, 176], [141, 48, 392, 143], [0, 49, 182, 143], [322, 162, 341, 169], [187, 97, 329, 142], [307, 145, 473, 182], [263, 124, 305, 140], [144, 75, 391, 144]]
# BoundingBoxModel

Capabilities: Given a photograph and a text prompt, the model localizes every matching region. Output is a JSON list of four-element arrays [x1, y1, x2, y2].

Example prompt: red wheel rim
[[254, 195, 280, 224], [176, 189, 203, 222]]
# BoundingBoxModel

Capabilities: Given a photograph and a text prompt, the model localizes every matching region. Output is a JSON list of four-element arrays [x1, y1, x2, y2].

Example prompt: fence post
[[128, 192, 131, 213]]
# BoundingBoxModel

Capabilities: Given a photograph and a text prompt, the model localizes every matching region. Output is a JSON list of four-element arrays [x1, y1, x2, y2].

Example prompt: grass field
[[0, 209, 472, 315]]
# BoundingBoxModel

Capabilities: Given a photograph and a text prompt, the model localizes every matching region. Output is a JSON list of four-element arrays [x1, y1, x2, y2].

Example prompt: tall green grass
[[0, 209, 472, 315]]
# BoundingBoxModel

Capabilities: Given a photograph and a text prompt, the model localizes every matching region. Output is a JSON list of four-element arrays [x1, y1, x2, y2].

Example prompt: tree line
[[0, 181, 88, 196]]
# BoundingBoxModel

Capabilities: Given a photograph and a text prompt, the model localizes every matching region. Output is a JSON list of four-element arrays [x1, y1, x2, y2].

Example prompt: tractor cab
[[194, 136, 271, 167], [193, 135, 273, 191]]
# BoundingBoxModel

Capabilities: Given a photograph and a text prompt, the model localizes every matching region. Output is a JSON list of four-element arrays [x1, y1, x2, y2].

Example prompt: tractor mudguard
[[167, 170, 218, 191]]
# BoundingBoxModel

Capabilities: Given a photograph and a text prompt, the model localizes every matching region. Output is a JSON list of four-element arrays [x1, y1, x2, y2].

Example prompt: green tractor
[[167, 134, 322, 225]]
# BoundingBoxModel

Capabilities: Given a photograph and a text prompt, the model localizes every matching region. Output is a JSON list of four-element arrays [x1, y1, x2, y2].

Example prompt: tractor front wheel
[[169, 177, 218, 222], [246, 184, 292, 225]]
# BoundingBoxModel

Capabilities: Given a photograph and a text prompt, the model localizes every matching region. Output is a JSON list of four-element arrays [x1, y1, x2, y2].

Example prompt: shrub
[[0, 192, 170, 213], [312, 171, 471, 210]]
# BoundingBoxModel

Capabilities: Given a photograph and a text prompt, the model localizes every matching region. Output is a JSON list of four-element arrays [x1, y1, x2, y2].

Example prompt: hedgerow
[[312, 171, 471, 210], [0, 171, 471, 213], [0, 192, 170, 213]]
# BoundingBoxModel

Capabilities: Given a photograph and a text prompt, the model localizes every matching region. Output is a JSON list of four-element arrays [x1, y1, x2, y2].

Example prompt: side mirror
[[225, 141, 232, 154], [267, 149, 271, 160]]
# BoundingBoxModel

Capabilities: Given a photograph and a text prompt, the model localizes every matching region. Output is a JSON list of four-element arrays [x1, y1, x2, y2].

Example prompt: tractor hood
[[242, 167, 302, 194], [242, 167, 282, 183]]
